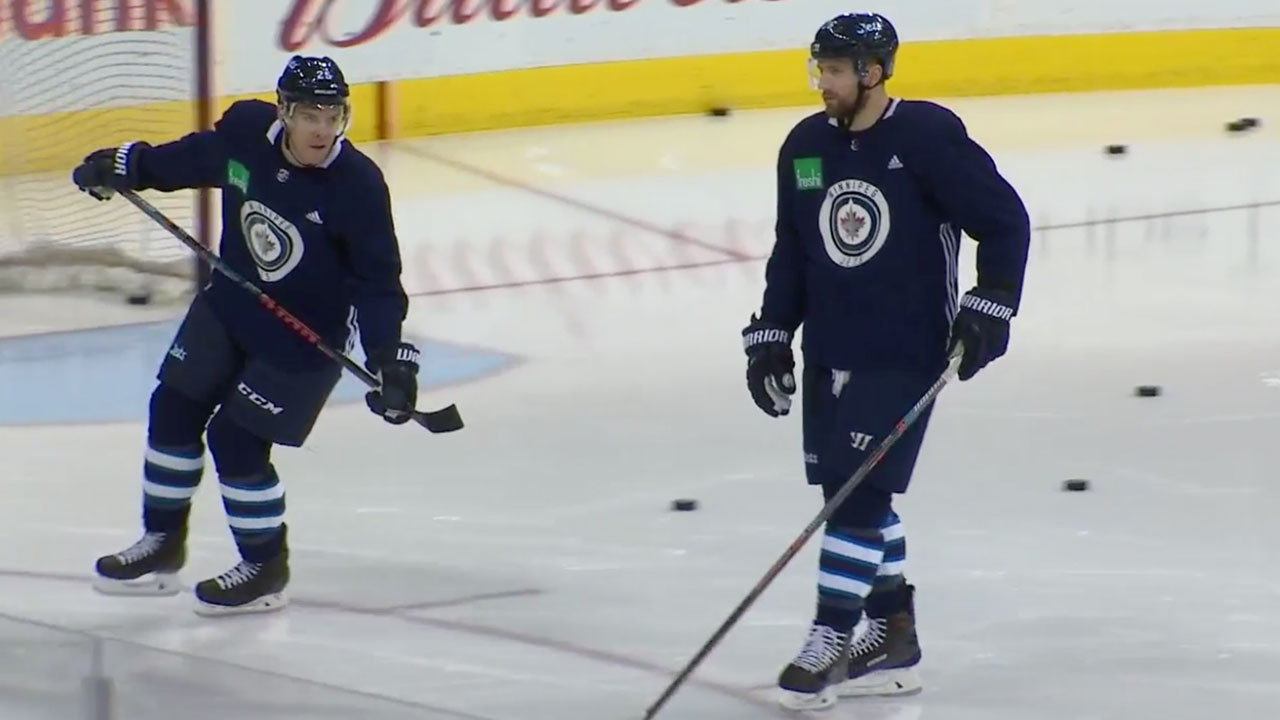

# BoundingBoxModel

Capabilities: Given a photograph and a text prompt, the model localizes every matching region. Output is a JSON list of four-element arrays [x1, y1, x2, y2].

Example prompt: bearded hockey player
[[72, 56, 420, 616], [739, 12, 1031, 710]]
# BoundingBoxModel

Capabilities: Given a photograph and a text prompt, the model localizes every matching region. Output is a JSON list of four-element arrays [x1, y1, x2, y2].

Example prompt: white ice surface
[[0, 85, 1279, 720]]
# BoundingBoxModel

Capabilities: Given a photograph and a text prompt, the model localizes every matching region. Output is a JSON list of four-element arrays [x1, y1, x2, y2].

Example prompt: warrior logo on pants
[[241, 200, 305, 282]]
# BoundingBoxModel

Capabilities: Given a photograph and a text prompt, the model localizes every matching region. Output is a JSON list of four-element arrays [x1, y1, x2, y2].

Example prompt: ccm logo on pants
[[238, 382, 284, 415]]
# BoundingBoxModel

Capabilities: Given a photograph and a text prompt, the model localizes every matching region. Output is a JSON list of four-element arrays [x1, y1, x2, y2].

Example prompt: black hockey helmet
[[277, 55, 350, 108], [811, 13, 899, 81]]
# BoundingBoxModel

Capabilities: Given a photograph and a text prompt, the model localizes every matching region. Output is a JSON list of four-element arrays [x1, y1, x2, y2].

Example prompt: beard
[[822, 83, 870, 129], [822, 86, 861, 122]]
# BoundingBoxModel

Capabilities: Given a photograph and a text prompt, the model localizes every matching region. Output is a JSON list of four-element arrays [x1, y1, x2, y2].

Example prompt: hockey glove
[[949, 287, 1016, 381], [71, 141, 149, 201], [742, 316, 796, 417], [364, 342, 421, 425]]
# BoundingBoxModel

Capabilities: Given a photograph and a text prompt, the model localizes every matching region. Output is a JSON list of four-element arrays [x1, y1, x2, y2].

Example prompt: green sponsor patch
[[227, 159, 250, 193], [793, 156, 823, 190]]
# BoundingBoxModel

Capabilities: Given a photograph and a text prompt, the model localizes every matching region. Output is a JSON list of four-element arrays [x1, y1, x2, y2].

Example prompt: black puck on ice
[[126, 291, 152, 306], [671, 499, 699, 512], [1134, 385, 1162, 397], [1104, 143, 1127, 155], [1062, 479, 1090, 492], [707, 106, 731, 117], [1226, 118, 1259, 133]]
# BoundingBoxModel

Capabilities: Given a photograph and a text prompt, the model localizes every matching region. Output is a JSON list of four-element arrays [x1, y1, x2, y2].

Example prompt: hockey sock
[[142, 384, 212, 533], [867, 511, 909, 615], [207, 411, 285, 563], [875, 510, 907, 586], [816, 525, 885, 633], [220, 466, 286, 562]]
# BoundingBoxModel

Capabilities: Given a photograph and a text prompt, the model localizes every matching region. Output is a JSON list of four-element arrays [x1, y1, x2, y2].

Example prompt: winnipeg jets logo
[[240, 200, 305, 282], [818, 179, 891, 268]]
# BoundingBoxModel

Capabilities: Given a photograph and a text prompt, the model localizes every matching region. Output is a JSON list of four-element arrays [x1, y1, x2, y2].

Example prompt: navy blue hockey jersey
[[131, 100, 408, 370], [760, 98, 1030, 374]]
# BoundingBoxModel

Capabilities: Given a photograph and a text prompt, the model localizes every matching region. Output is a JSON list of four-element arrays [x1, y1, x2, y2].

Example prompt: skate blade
[[837, 667, 923, 697], [92, 572, 183, 597], [193, 591, 288, 617], [777, 686, 837, 712]]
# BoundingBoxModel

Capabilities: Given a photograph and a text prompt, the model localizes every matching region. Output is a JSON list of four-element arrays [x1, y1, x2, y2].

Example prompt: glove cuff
[[114, 141, 149, 186], [368, 342, 420, 372], [959, 288, 1016, 321], [742, 321, 791, 354]]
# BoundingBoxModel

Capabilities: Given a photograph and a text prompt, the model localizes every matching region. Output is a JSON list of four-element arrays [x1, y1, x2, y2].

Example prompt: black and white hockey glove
[[742, 316, 797, 417], [71, 141, 148, 201], [365, 342, 420, 425], [950, 287, 1016, 381]]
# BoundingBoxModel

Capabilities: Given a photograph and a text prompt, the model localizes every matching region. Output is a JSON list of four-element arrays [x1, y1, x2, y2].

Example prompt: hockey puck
[[671, 499, 699, 512], [1225, 118, 1259, 133], [707, 106, 731, 117], [1062, 479, 1090, 492], [126, 291, 152, 306], [1104, 143, 1128, 156], [1134, 385, 1162, 398]]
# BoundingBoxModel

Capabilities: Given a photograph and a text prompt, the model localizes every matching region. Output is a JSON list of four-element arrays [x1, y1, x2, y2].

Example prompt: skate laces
[[794, 624, 847, 673], [116, 533, 165, 563], [849, 616, 888, 658], [213, 561, 261, 590]]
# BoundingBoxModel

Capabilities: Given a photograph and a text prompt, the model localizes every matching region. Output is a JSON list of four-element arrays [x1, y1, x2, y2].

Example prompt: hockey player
[[740, 13, 1030, 710], [71, 56, 421, 616]]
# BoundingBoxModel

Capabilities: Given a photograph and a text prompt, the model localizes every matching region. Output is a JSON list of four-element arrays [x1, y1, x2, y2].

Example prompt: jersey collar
[[827, 97, 900, 128]]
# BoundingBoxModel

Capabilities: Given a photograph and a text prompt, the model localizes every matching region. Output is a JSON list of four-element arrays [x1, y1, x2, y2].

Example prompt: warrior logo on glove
[[742, 317, 797, 418], [365, 342, 421, 425]]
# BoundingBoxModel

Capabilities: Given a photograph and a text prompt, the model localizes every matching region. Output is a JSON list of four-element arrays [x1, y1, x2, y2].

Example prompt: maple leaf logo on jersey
[[818, 179, 891, 269], [839, 204, 868, 241], [240, 201, 306, 283]]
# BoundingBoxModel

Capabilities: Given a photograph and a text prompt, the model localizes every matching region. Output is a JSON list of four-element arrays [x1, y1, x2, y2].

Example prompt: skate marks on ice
[[395, 144, 753, 263], [0, 565, 791, 720], [0, 610, 500, 720]]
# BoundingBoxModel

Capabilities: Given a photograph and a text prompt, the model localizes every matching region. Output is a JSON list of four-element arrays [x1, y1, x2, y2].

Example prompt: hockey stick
[[118, 189, 464, 434], [640, 347, 964, 719]]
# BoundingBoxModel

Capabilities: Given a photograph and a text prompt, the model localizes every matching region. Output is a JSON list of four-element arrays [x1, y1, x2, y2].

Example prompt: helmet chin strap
[[834, 80, 867, 131], [280, 132, 307, 168], [838, 72, 884, 132]]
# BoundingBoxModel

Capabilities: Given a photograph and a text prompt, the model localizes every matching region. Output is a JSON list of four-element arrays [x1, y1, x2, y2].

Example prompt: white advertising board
[[1, 0, 1277, 114], [215, 0, 1280, 93]]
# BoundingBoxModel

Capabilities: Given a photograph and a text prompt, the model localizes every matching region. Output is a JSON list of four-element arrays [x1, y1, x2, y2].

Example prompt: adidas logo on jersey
[[305, 211, 323, 224], [887, 155, 903, 170]]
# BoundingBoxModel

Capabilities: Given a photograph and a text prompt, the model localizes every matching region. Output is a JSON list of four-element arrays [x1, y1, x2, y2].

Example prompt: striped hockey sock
[[219, 465, 286, 563], [868, 511, 909, 614], [142, 441, 204, 532], [816, 525, 886, 632], [877, 511, 907, 582]]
